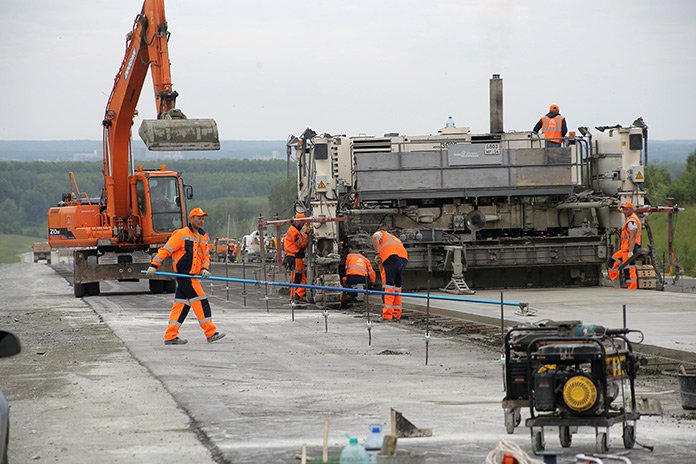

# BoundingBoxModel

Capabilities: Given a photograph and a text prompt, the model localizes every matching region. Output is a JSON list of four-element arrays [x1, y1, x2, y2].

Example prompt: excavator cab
[[147, 176, 184, 233], [139, 114, 220, 151]]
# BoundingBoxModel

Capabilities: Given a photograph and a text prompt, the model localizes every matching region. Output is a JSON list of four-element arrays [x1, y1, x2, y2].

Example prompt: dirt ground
[[0, 261, 214, 464]]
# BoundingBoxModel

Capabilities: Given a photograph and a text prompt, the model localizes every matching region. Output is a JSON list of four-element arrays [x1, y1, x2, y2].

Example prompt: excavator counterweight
[[139, 118, 220, 151]]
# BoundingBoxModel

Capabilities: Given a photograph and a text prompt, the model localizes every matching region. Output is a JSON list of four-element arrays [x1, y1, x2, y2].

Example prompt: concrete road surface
[[1, 261, 695, 463]]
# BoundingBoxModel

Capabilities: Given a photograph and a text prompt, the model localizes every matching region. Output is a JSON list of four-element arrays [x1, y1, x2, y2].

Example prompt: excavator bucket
[[138, 118, 220, 151]]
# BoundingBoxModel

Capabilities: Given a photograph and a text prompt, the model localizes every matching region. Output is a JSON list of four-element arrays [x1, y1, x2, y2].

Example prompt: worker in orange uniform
[[146, 207, 226, 345], [283, 213, 310, 302], [533, 104, 567, 147], [371, 230, 408, 320], [342, 247, 376, 303], [607, 201, 642, 290]]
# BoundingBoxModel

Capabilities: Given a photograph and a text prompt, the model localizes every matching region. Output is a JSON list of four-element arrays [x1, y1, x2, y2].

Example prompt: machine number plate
[[485, 143, 501, 155]]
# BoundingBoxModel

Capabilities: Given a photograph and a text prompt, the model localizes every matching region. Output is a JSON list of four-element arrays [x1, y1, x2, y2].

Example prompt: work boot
[[164, 337, 188, 345], [207, 332, 226, 343]]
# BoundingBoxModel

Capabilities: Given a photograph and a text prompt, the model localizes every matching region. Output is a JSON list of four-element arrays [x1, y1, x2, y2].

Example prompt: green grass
[[0, 234, 45, 264], [645, 204, 696, 277]]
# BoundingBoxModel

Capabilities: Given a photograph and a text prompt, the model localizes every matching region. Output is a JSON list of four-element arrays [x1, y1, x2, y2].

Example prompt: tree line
[[645, 150, 696, 206], [0, 159, 294, 238]]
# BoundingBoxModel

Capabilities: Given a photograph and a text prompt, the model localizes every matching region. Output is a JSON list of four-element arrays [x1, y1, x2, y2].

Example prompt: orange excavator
[[48, 0, 219, 297]]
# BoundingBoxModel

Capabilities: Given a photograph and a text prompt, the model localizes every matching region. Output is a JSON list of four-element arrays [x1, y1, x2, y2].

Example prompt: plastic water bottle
[[363, 424, 383, 464], [446, 116, 455, 128], [339, 437, 369, 464]]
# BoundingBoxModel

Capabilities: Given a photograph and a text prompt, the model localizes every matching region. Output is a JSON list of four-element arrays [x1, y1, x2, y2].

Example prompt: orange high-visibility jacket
[[620, 213, 642, 252], [345, 253, 376, 283], [151, 225, 210, 274], [374, 230, 408, 263], [542, 115, 565, 144], [284, 224, 308, 256]]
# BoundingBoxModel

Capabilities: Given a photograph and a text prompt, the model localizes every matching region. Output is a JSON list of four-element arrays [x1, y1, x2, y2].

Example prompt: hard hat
[[294, 213, 306, 219], [618, 201, 634, 210], [188, 207, 208, 218], [549, 104, 559, 112]]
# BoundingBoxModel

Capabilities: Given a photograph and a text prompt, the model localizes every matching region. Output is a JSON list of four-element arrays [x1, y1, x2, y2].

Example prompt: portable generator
[[501, 321, 642, 454]]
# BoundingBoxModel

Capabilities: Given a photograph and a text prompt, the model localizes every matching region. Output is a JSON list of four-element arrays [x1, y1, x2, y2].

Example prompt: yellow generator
[[501, 321, 641, 454]]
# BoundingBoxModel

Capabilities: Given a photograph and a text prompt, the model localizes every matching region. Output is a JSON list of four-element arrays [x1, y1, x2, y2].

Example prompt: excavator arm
[[102, 0, 218, 222]]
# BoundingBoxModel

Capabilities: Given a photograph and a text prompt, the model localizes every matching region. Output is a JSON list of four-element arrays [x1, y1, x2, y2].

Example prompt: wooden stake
[[301, 444, 307, 464]]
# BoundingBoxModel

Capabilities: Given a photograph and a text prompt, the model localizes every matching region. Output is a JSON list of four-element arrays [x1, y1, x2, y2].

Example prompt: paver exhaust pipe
[[139, 112, 220, 151], [490, 73, 503, 134]]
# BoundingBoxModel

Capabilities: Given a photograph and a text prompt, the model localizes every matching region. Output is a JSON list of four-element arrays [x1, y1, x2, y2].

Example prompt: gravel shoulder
[[0, 261, 214, 464]]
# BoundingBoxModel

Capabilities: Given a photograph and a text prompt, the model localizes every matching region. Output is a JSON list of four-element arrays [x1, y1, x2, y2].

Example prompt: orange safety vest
[[345, 253, 376, 283], [283, 224, 308, 256], [374, 230, 408, 263], [620, 212, 642, 251], [541, 115, 564, 144], [151, 226, 210, 274]]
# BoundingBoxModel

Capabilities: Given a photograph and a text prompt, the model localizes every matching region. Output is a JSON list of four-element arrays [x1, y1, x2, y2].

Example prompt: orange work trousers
[[290, 257, 307, 300], [381, 255, 408, 320], [607, 250, 638, 290], [164, 277, 218, 341]]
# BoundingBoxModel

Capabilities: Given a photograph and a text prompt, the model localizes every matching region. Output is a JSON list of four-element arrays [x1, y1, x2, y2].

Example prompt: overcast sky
[[1, 0, 695, 141]]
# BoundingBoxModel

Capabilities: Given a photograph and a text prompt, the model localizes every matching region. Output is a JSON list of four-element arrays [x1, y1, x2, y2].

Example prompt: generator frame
[[501, 326, 639, 454]]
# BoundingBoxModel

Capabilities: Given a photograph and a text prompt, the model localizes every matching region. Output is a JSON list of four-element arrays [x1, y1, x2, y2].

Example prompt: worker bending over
[[372, 230, 408, 320], [146, 208, 225, 345], [284, 213, 311, 302], [533, 104, 567, 147], [607, 201, 642, 290], [342, 246, 376, 303]]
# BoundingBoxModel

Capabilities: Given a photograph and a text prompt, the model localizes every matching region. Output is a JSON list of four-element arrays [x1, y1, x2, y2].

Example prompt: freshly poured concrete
[[2, 261, 695, 463]]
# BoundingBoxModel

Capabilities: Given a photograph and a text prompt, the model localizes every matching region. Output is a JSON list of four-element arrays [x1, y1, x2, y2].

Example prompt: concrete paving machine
[[502, 321, 642, 454], [48, 0, 219, 297], [287, 75, 650, 291]]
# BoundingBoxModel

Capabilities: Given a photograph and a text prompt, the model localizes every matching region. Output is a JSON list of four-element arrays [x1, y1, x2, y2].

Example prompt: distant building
[[73, 150, 99, 161], [271, 150, 279, 160]]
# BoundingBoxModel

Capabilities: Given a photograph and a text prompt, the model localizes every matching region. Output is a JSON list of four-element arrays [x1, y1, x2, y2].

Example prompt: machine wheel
[[86, 282, 100, 296], [504, 409, 516, 434], [622, 424, 635, 449], [595, 431, 609, 453], [532, 429, 545, 453], [74, 282, 86, 298], [149, 279, 165, 294], [559, 425, 572, 448], [164, 280, 176, 293]]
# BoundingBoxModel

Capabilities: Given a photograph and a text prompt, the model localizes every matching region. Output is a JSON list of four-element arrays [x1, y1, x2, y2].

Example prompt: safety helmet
[[294, 213, 306, 219], [188, 207, 208, 218], [549, 104, 559, 112], [618, 201, 634, 210]]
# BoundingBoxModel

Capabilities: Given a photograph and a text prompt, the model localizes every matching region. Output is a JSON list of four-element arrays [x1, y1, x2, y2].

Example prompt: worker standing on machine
[[372, 230, 408, 321], [284, 213, 310, 302], [533, 104, 567, 147], [342, 246, 376, 304], [146, 208, 226, 345], [607, 201, 642, 290]]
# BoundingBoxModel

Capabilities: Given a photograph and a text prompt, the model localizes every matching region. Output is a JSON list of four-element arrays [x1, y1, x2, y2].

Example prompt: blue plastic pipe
[[144, 270, 527, 309]]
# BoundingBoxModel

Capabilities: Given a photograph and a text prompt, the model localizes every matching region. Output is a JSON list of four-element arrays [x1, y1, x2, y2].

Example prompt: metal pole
[[366, 275, 372, 346], [258, 215, 270, 312], [425, 281, 431, 366], [667, 197, 674, 274], [225, 215, 230, 301], [623, 304, 627, 330], [242, 257, 247, 307], [323, 309, 329, 333]]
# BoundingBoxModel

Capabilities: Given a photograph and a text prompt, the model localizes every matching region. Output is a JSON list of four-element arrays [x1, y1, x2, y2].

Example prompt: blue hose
[[143, 270, 527, 309]]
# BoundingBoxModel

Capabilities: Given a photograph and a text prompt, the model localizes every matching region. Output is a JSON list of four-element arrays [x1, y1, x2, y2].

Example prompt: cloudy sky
[[1, 0, 695, 141]]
